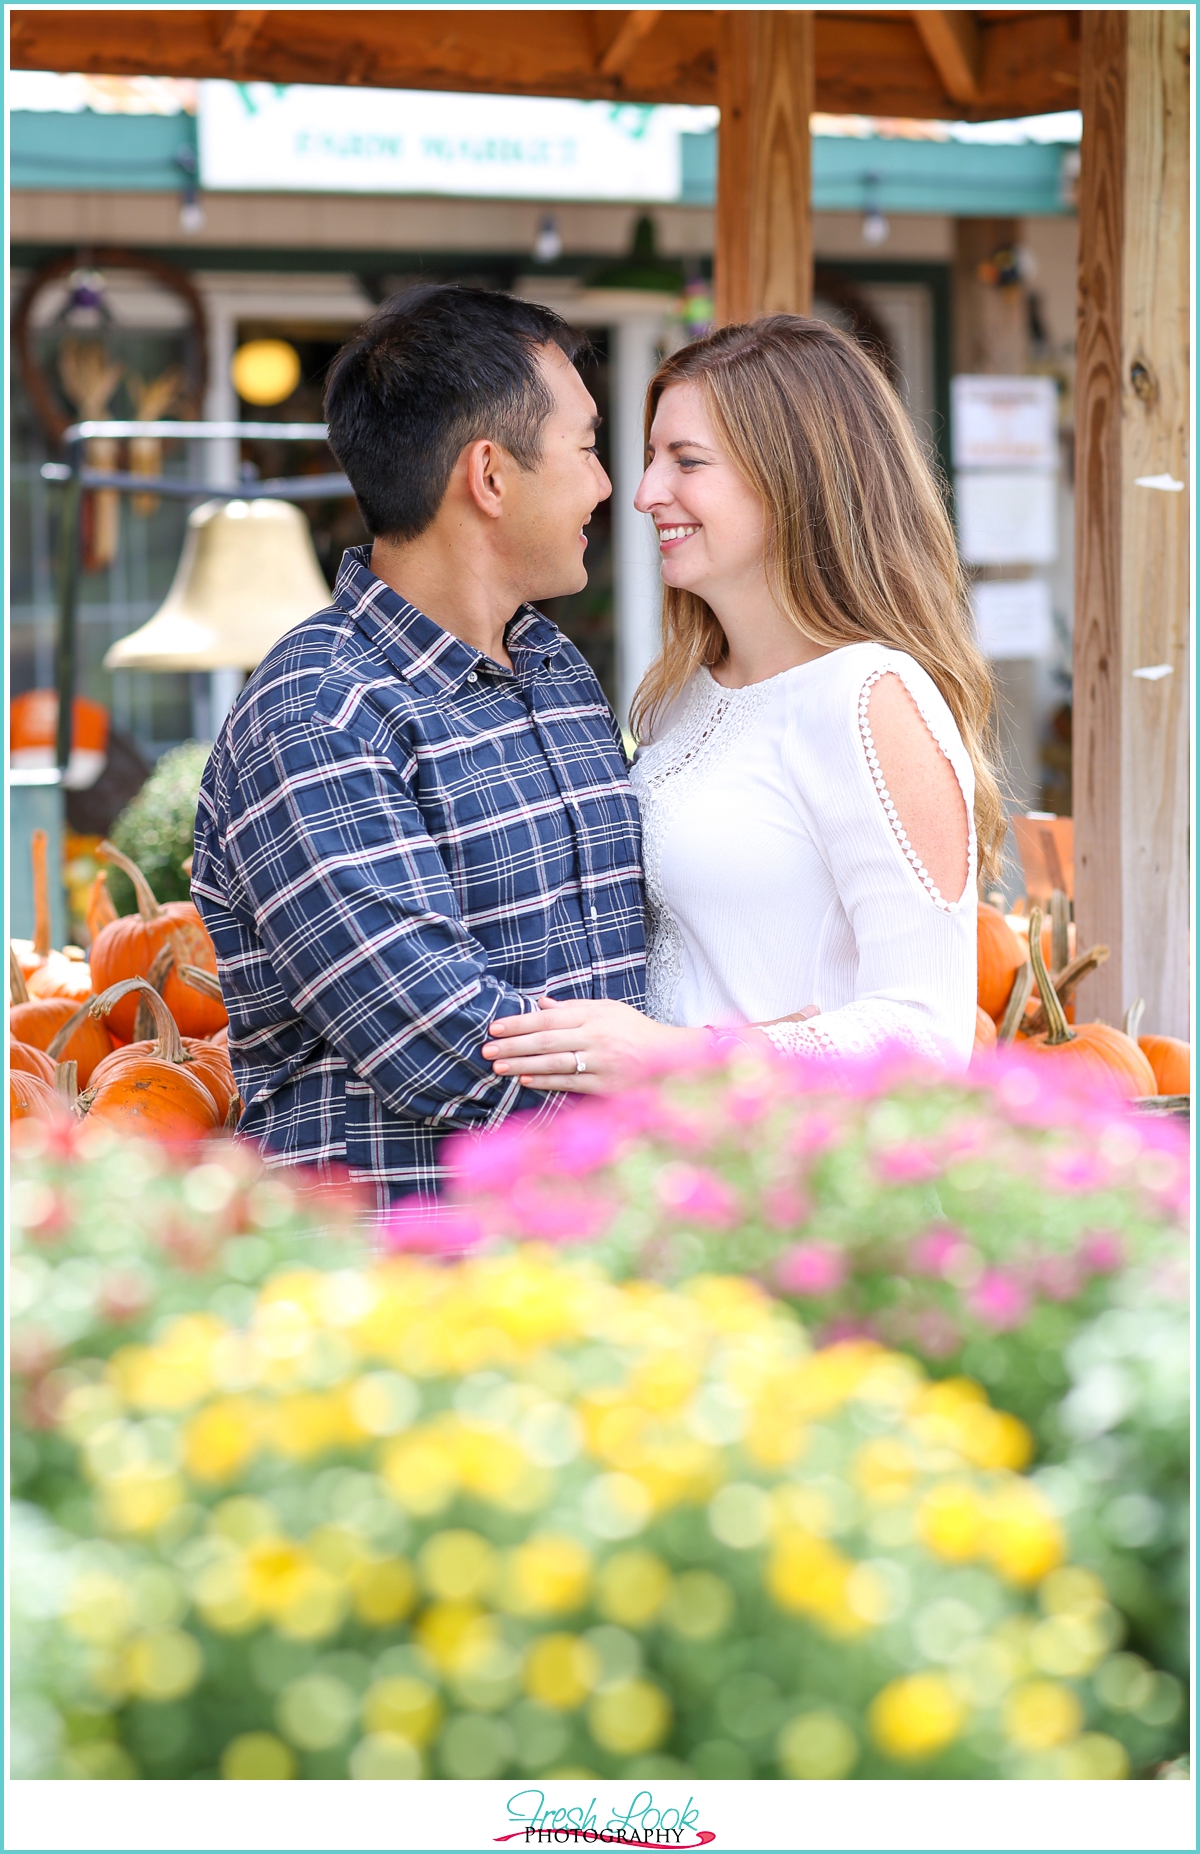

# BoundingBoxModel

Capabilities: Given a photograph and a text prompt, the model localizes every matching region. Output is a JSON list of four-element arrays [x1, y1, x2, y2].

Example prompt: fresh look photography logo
[[495, 1789, 716, 1848]]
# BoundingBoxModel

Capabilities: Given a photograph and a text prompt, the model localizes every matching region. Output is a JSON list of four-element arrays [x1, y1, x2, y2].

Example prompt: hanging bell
[[104, 498, 330, 672]]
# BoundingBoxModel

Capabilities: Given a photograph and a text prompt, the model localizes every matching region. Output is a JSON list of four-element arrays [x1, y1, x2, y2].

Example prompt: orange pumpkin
[[209, 1025, 230, 1049], [88, 842, 224, 1041], [973, 1006, 998, 1052], [977, 905, 1028, 1022], [81, 977, 223, 1140], [9, 1069, 67, 1124], [1138, 1035, 1190, 1097], [26, 950, 92, 1003], [10, 1038, 56, 1085], [10, 829, 91, 998], [89, 982, 238, 1122], [1021, 907, 1157, 1100], [10, 952, 112, 1086]]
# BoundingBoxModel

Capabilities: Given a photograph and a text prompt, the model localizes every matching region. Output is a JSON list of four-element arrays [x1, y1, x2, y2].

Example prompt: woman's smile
[[655, 522, 702, 550]]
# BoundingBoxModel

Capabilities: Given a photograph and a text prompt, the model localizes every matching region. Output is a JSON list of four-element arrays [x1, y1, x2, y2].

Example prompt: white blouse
[[628, 642, 978, 1067]]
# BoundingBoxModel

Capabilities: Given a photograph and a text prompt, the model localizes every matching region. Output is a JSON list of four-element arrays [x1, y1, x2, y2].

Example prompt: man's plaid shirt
[[192, 545, 645, 1206]]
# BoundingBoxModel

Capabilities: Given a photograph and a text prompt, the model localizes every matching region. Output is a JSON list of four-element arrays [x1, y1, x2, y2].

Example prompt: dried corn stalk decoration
[[58, 337, 124, 572], [127, 365, 186, 516]]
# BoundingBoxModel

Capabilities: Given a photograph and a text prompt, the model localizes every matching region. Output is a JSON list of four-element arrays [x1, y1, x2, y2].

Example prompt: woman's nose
[[634, 464, 664, 513]]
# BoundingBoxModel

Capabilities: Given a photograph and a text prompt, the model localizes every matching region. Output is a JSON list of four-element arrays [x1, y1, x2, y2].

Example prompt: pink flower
[[775, 1241, 848, 1297], [657, 1163, 740, 1229], [508, 1181, 612, 1243], [443, 1121, 535, 1195], [1078, 1230, 1125, 1275], [550, 1108, 623, 1176], [968, 1269, 1031, 1331], [381, 1206, 487, 1256], [909, 1227, 969, 1278], [761, 1183, 811, 1231], [875, 1142, 941, 1184], [788, 1112, 841, 1159], [1032, 1254, 1086, 1302], [1045, 1148, 1110, 1194], [911, 1306, 962, 1358]]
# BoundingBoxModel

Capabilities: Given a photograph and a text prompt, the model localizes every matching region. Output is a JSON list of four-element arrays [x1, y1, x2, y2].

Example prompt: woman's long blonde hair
[[631, 314, 1005, 882]]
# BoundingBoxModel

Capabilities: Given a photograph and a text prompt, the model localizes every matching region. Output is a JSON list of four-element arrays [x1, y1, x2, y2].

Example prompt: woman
[[482, 314, 1003, 1093]]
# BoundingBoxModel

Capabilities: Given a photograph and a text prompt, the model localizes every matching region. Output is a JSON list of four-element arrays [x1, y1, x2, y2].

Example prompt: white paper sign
[[951, 375, 1058, 470], [198, 82, 694, 200], [955, 470, 1058, 565], [972, 579, 1054, 660]]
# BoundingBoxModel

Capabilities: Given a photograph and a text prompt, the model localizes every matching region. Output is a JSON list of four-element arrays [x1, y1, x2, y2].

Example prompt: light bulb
[[180, 197, 206, 234], [533, 215, 563, 264], [862, 209, 889, 247]]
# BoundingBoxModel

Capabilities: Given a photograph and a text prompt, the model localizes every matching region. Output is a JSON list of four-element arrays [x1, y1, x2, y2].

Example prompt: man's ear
[[462, 437, 508, 522]]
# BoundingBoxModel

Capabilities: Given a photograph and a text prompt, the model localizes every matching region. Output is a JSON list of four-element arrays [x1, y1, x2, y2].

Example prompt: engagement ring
[[574, 1052, 587, 1074]]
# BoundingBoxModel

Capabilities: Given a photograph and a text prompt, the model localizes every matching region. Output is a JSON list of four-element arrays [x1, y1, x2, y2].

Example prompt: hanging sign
[[197, 82, 706, 201], [951, 375, 1059, 470]]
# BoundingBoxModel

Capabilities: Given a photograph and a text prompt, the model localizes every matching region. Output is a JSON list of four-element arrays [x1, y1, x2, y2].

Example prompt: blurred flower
[[774, 1242, 847, 1297], [968, 1271, 1031, 1331]]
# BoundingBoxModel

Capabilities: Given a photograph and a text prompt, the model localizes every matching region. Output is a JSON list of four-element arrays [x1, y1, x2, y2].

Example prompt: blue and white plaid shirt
[[192, 545, 646, 1206]]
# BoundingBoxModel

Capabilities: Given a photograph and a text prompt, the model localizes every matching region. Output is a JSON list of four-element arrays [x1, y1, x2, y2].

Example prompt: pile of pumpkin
[[10, 834, 237, 1141], [973, 891, 1189, 1101]]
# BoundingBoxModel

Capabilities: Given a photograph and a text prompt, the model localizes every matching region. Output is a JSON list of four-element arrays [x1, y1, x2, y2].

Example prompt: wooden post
[[1074, 10, 1190, 1038], [715, 11, 813, 325]]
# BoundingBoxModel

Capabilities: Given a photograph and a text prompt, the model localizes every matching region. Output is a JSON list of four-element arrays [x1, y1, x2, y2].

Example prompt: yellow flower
[[1002, 1679, 1083, 1750], [100, 1464, 185, 1535], [220, 1731, 296, 1780], [123, 1628, 204, 1701], [851, 1437, 916, 1505], [868, 1673, 967, 1761], [64, 1571, 135, 1646], [765, 1530, 869, 1637], [182, 1397, 259, 1482], [662, 1569, 734, 1641], [523, 1633, 601, 1709], [916, 1480, 987, 1563], [587, 1679, 672, 1755], [418, 1530, 497, 1602], [414, 1599, 492, 1672], [109, 1314, 224, 1411], [1055, 1734, 1130, 1780], [984, 1483, 1065, 1585], [497, 1534, 592, 1617], [379, 1427, 460, 1515], [362, 1676, 442, 1746], [595, 1550, 672, 1628], [350, 1557, 417, 1626], [778, 1711, 859, 1779]]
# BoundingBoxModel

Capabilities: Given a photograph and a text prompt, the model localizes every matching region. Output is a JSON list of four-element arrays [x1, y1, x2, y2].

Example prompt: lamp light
[[231, 338, 302, 407]]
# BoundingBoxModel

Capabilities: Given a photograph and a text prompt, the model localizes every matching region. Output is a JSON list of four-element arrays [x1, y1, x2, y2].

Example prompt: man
[[192, 285, 645, 1206]]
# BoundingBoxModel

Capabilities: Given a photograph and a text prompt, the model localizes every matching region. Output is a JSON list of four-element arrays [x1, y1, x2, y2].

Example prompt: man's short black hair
[[324, 283, 588, 542]]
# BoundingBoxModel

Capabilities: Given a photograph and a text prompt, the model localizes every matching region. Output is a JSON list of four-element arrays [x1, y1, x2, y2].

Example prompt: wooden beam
[[8, 8, 1080, 117], [715, 12, 813, 325], [1073, 9, 1190, 1038], [912, 10, 982, 104], [598, 11, 663, 78]]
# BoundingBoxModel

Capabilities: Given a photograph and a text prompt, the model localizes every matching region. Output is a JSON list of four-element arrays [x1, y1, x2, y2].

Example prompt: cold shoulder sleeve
[[764, 646, 978, 1068]]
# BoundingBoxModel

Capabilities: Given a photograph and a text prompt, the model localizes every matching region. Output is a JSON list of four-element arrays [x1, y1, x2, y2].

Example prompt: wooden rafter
[[9, 8, 1081, 119], [912, 10, 982, 105]]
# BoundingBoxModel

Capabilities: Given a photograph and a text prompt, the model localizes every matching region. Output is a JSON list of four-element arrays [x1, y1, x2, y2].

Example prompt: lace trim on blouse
[[762, 999, 944, 1066], [630, 670, 779, 1024], [857, 666, 976, 913]]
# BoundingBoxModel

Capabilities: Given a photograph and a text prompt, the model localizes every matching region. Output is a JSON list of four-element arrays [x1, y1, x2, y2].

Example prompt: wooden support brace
[[715, 11, 814, 325], [1074, 9, 1190, 1037], [598, 11, 662, 78], [912, 10, 982, 105]]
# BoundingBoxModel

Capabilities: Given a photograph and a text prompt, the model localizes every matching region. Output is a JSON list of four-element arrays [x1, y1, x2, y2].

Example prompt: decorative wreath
[[13, 247, 209, 447]]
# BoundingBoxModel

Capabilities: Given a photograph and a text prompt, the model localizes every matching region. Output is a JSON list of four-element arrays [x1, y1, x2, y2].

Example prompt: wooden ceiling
[[10, 9, 1081, 120]]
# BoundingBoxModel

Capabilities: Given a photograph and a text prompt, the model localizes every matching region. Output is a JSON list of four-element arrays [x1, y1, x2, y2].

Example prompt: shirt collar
[[333, 545, 563, 696]]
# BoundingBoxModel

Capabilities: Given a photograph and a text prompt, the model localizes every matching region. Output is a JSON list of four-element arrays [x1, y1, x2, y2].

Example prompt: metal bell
[[104, 497, 330, 672]]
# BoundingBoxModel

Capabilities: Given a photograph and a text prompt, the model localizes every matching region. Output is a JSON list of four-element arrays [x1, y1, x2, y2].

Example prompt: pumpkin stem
[[1049, 888, 1071, 974], [54, 1059, 79, 1108], [31, 828, 53, 958], [1028, 906, 1075, 1046], [85, 869, 118, 945], [178, 962, 224, 1003], [224, 1093, 242, 1129], [996, 960, 1034, 1046], [97, 840, 164, 922], [1023, 945, 1111, 1037], [10, 946, 30, 1007], [46, 996, 97, 1062], [1124, 998, 1146, 1041], [90, 976, 185, 1063], [134, 946, 177, 1040]]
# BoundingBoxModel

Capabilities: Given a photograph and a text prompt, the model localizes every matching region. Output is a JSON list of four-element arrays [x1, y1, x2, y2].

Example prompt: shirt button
[[466, 671, 478, 683], [590, 906, 599, 921]]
